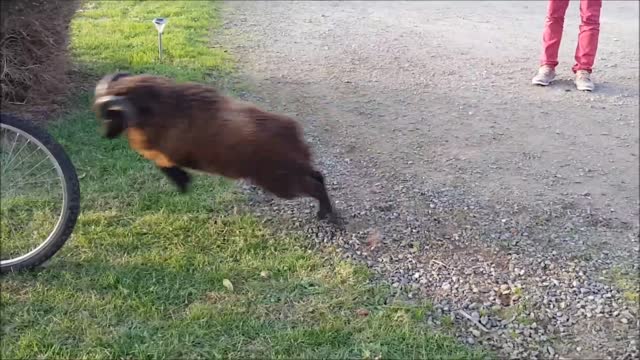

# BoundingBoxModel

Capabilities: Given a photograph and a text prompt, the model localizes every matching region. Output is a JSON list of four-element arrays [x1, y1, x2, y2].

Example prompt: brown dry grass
[[1, 0, 79, 121]]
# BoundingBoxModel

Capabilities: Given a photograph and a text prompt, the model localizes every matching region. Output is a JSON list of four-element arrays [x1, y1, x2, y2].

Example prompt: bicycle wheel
[[0, 113, 80, 273]]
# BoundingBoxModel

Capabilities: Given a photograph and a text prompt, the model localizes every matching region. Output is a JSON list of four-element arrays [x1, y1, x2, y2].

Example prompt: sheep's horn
[[93, 95, 137, 125], [94, 72, 131, 97]]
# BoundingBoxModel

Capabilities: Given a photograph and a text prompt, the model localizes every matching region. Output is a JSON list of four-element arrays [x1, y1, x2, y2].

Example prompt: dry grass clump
[[1, 0, 79, 119]]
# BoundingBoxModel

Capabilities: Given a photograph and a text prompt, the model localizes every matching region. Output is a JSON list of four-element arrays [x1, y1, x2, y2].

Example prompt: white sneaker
[[575, 70, 595, 91], [531, 65, 556, 86]]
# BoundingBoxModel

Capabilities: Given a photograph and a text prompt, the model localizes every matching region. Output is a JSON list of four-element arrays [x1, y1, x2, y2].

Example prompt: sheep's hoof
[[160, 166, 191, 193], [316, 208, 331, 220], [174, 179, 190, 193], [318, 210, 346, 227]]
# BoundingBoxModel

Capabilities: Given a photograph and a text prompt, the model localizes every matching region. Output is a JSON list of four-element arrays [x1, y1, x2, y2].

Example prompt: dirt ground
[[0, 0, 79, 121], [217, 1, 639, 358]]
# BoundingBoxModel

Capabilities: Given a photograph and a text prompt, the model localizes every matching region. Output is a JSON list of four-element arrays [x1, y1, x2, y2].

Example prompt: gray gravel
[[215, 1, 640, 358]]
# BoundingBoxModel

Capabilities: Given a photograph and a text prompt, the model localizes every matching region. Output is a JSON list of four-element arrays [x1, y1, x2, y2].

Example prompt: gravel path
[[215, 1, 639, 358]]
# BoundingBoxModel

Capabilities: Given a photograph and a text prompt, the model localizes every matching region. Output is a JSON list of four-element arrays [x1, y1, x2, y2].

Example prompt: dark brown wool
[[92, 73, 338, 223]]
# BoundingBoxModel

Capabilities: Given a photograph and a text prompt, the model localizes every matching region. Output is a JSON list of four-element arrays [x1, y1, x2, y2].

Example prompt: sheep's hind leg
[[305, 170, 343, 225], [255, 164, 343, 226], [159, 166, 192, 193]]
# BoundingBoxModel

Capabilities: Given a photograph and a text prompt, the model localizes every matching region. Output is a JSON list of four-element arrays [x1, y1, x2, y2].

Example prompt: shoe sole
[[532, 79, 553, 86], [576, 84, 594, 91]]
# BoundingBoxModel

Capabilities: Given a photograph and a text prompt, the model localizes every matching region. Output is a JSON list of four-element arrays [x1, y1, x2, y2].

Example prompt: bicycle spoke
[[2, 169, 61, 198], [4, 144, 46, 177], [1, 130, 20, 175], [2, 137, 31, 175], [9, 176, 61, 190], [14, 155, 56, 183], [28, 166, 58, 182]]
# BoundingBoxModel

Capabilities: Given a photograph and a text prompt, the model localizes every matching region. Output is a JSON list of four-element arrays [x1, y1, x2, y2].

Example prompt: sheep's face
[[93, 94, 137, 140], [93, 72, 132, 139]]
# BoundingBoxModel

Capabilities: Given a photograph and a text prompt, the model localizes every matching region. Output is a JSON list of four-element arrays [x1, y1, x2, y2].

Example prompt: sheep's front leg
[[158, 166, 192, 193], [142, 152, 191, 193], [133, 147, 190, 192]]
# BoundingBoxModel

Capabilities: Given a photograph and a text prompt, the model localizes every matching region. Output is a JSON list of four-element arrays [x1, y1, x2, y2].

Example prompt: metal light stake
[[152, 18, 167, 61]]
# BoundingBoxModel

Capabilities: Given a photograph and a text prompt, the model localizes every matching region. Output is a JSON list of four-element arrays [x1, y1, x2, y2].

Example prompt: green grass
[[70, 0, 233, 81], [609, 266, 639, 304], [1, 1, 487, 358]]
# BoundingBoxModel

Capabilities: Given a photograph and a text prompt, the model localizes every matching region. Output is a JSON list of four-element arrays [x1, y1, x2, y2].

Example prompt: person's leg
[[573, 0, 602, 91], [533, 0, 570, 85], [540, 0, 571, 69], [572, 0, 602, 73]]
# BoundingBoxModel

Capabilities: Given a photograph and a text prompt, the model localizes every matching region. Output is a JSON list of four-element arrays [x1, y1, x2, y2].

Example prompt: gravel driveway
[[216, 1, 639, 358]]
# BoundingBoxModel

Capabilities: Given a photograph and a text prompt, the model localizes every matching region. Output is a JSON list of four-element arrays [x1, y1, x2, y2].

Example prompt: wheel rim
[[0, 122, 69, 267]]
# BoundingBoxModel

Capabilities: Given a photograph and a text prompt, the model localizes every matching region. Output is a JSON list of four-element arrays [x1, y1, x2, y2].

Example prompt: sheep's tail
[[265, 158, 325, 185], [286, 160, 325, 185]]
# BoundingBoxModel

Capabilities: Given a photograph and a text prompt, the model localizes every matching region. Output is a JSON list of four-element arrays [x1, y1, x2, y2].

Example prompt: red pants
[[539, 0, 602, 73]]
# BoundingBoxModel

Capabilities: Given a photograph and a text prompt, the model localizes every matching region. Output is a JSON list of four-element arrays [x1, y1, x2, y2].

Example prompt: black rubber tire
[[0, 113, 81, 274]]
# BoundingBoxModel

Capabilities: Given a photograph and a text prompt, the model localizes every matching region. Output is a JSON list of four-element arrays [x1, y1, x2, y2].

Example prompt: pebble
[[236, 81, 640, 360]]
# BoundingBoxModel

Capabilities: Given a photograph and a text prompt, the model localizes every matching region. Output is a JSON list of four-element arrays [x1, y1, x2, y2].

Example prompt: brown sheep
[[92, 72, 340, 223]]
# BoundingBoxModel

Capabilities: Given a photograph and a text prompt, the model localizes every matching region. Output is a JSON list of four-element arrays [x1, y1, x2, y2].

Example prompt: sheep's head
[[93, 72, 136, 139]]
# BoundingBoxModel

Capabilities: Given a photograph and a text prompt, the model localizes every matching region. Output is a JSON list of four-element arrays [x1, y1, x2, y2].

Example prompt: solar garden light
[[152, 18, 167, 61]]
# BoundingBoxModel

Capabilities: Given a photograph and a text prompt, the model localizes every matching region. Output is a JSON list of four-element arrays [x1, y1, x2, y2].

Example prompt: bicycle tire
[[0, 113, 81, 273]]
